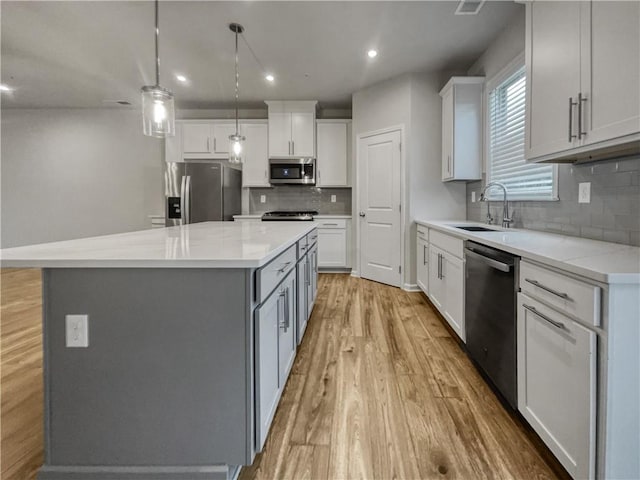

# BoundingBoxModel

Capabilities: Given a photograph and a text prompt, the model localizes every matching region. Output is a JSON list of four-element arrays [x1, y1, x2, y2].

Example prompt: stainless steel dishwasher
[[464, 241, 519, 409]]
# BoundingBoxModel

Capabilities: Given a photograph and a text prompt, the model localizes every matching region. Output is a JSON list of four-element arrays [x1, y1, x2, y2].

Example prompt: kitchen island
[[1, 222, 318, 480]]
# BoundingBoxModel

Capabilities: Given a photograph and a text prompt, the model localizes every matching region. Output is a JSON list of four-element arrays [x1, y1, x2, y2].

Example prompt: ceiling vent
[[102, 100, 132, 106], [455, 0, 486, 15]]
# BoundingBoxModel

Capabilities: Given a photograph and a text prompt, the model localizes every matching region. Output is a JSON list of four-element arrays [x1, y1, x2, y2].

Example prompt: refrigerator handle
[[185, 176, 192, 224], [180, 175, 187, 224]]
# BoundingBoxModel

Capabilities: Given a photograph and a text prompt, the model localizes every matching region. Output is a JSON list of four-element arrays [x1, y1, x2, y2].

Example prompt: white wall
[[467, 8, 525, 79], [1, 108, 164, 248], [351, 73, 466, 288], [408, 73, 466, 283]]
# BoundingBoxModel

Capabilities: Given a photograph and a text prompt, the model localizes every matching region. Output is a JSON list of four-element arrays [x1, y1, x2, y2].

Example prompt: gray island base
[[0, 222, 318, 480]]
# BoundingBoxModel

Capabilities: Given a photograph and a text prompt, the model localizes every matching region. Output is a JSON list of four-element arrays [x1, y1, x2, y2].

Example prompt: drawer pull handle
[[523, 304, 566, 331], [277, 261, 292, 274], [322, 223, 339, 226], [525, 278, 571, 300]]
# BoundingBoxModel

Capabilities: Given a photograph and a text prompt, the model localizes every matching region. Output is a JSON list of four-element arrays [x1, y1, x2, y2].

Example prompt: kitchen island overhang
[[1, 222, 318, 480]]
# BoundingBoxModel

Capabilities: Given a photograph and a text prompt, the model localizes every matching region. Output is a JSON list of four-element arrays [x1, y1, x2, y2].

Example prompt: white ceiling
[[1, 1, 521, 110]]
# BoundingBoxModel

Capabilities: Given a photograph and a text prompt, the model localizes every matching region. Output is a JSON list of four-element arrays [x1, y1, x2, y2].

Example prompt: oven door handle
[[464, 248, 511, 273]]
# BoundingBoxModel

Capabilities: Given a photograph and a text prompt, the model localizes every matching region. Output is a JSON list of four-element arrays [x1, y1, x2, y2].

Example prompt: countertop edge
[[0, 224, 317, 269], [416, 219, 640, 285]]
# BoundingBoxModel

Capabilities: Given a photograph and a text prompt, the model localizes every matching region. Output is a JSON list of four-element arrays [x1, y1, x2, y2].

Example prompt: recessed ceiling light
[[176, 74, 187, 82], [0, 84, 13, 92], [265, 74, 275, 82], [367, 49, 378, 59]]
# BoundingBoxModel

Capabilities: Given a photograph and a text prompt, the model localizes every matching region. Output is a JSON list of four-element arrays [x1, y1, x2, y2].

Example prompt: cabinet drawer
[[315, 219, 347, 229], [416, 225, 428, 241], [307, 229, 318, 246], [297, 235, 309, 259], [257, 245, 297, 303], [429, 229, 464, 259], [520, 261, 601, 326]]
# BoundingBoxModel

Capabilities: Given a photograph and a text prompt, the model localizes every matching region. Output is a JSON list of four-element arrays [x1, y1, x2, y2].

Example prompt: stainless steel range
[[261, 211, 318, 221]]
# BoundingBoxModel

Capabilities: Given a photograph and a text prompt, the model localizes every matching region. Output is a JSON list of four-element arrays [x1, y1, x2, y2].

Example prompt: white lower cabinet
[[315, 218, 350, 269], [416, 231, 428, 294], [517, 292, 596, 479], [428, 243, 465, 342], [317, 229, 346, 267]]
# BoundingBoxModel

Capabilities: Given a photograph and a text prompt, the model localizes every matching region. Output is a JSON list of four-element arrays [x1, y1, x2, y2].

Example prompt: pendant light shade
[[142, 86, 175, 137], [228, 23, 245, 164], [141, 0, 175, 138]]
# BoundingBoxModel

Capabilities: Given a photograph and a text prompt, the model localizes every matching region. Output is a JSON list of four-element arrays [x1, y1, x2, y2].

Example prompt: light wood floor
[[1, 268, 43, 480], [0, 270, 567, 480], [240, 274, 569, 480]]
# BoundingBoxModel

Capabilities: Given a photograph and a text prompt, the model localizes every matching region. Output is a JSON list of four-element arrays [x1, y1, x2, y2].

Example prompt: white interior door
[[358, 129, 402, 287]]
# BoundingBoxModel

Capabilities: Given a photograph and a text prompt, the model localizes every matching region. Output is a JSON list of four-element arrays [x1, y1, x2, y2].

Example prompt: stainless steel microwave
[[269, 158, 316, 185]]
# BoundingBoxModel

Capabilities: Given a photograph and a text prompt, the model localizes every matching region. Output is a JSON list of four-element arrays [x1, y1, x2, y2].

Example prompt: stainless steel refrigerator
[[165, 162, 241, 226]]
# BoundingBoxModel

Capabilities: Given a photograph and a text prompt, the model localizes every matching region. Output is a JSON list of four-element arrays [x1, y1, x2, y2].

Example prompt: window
[[486, 62, 557, 200]]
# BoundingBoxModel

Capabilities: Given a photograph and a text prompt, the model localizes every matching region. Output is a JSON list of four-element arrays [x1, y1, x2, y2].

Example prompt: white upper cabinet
[[526, 1, 640, 163], [182, 123, 212, 154], [165, 120, 268, 171], [241, 122, 269, 187], [267, 112, 291, 157], [291, 112, 315, 157], [526, 1, 582, 160], [316, 120, 351, 187], [211, 124, 236, 155], [439, 77, 484, 182], [583, 1, 640, 146], [266, 101, 317, 158]]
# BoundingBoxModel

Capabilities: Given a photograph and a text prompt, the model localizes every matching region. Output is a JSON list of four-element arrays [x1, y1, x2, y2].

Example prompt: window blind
[[487, 66, 555, 200]]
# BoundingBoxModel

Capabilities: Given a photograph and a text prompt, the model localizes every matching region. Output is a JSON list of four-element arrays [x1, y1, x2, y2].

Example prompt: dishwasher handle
[[465, 248, 512, 273]]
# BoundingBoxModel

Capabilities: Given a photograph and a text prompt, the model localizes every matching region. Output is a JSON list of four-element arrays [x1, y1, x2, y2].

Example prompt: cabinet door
[[296, 258, 308, 345], [428, 246, 445, 311], [317, 228, 347, 267], [582, 1, 640, 145], [182, 123, 212, 154], [517, 294, 596, 479], [278, 273, 296, 387], [211, 123, 236, 155], [268, 112, 291, 157], [306, 244, 318, 317], [255, 289, 281, 451], [291, 112, 315, 157], [526, 1, 582, 160], [317, 123, 348, 186], [241, 123, 269, 187], [442, 253, 465, 342], [416, 237, 428, 294], [441, 88, 454, 180]]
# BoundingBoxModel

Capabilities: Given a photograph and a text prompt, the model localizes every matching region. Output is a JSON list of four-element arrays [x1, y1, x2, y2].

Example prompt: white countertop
[[233, 214, 352, 219], [417, 220, 640, 285], [0, 222, 316, 269]]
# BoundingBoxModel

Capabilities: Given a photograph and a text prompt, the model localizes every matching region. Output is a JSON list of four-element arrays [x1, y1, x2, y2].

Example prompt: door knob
[[359, 212, 366, 218]]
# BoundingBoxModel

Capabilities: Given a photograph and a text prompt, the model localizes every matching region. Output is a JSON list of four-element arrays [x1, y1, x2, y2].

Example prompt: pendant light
[[141, 0, 175, 138], [228, 23, 246, 164]]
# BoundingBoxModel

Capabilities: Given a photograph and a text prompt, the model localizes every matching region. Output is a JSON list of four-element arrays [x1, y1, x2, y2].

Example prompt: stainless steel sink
[[453, 225, 501, 232]]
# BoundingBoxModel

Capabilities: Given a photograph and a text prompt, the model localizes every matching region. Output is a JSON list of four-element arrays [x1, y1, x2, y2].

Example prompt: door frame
[[353, 124, 406, 289]]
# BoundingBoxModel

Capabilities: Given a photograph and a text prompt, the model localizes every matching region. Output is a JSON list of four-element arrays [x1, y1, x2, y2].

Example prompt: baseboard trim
[[38, 465, 236, 480], [318, 268, 352, 274], [350, 270, 360, 278], [403, 283, 421, 292]]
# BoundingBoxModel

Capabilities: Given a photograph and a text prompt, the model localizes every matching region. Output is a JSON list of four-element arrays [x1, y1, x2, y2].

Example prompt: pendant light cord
[[155, 0, 160, 86], [240, 33, 267, 77], [234, 28, 240, 134]]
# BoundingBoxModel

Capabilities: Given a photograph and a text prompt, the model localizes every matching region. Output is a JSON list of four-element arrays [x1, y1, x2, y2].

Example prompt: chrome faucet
[[479, 182, 513, 228]]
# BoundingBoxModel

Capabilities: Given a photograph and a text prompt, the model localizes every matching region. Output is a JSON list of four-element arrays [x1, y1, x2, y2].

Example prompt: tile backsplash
[[467, 156, 640, 246], [249, 186, 352, 215]]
